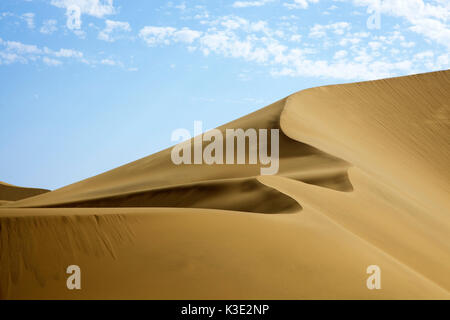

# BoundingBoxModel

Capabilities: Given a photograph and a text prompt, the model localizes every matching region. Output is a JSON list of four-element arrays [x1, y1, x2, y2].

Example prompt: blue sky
[[0, 0, 449, 190]]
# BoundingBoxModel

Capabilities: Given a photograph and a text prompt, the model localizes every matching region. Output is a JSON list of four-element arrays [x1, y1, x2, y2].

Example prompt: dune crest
[[281, 70, 450, 219]]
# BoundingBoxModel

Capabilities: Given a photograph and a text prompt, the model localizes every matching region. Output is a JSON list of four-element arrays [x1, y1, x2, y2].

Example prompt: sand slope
[[0, 70, 449, 299], [0, 181, 49, 203]]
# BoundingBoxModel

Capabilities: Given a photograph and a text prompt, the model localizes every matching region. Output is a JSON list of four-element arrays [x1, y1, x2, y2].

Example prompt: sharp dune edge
[[0, 70, 449, 299]]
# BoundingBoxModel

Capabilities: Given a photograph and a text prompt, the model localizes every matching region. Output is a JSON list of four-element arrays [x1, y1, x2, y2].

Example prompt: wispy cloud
[[138, 9, 448, 80], [232, 0, 274, 8], [51, 0, 116, 31], [100, 58, 118, 66], [1, 0, 448, 80], [284, 0, 320, 10], [139, 26, 202, 46], [21, 12, 35, 29], [40, 19, 58, 34], [309, 22, 351, 38], [51, 0, 116, 18], [98, 20, 131, 42], [43, 56, 62, 66], [0, 38, 84, 66], [350, 0, 450, 48]]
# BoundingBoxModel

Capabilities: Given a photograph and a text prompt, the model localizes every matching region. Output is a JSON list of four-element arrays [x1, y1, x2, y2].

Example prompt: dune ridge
[[0, 70, 449, 299]]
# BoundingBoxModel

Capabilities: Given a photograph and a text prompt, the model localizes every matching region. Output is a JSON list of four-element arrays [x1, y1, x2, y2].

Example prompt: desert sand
[[0, 70, 449, 299], [0, 181, 49, 203]]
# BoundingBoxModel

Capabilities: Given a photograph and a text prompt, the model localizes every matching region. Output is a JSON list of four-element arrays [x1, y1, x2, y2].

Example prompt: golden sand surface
[[1, 70, 449, 299]]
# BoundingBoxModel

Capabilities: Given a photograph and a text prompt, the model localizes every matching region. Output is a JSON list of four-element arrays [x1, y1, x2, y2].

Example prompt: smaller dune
[[0, 182, 50, 202]]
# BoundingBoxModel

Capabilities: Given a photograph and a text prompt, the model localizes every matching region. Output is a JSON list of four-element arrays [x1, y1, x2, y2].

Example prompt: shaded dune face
[[6, 99, 351, 213], [46, 178, 301, 214]]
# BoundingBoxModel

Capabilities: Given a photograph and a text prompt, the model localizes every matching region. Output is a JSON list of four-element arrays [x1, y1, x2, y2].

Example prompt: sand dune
[[0, 181, 49, 203], [6, 98, 350, 209], [0, 70, 449, 299]]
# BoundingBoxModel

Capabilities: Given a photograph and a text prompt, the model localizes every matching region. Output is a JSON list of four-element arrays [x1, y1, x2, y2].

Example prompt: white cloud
[[0, 12, 14, 19], [222, 18, 245, 30], [339, 37, 361, 46], [100, 58, 126, 68], [270, 58, 412, 80], [409, 17, 450, 48], [401, 41, 415, 48], [139, 26, 201, 46], [65, 5, 81, 30], [199, 31, 255, 61], [52, 48, 83, 58], [136, 10, 449, 81], [139, 26, 177, 46], [73, 29, 86, 38], [232, 0, 273, 8], [290, 34, 302, 42], [414, 50, 434, 60], [173, 28, 202, 43], [368, 41, 382, 50], [100, 58, 117, 65], [51, 0, 115, 30], [333, 49, 348, 59], [51, 0, 115, 18], [309, 22, 351, 38], [43, 57, 62, 66], [22, 13, 35, 29], [98, 20, 131, 42], [0, 39, 84, 66], [4, 41, 41, 55], [2, 0, 449, 80], [284, 0, 319, 10], [436, 53, 449, 69], [0, 51, 24, 65], [351, 0, 450, 48], [40, 19, 58, 34]]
